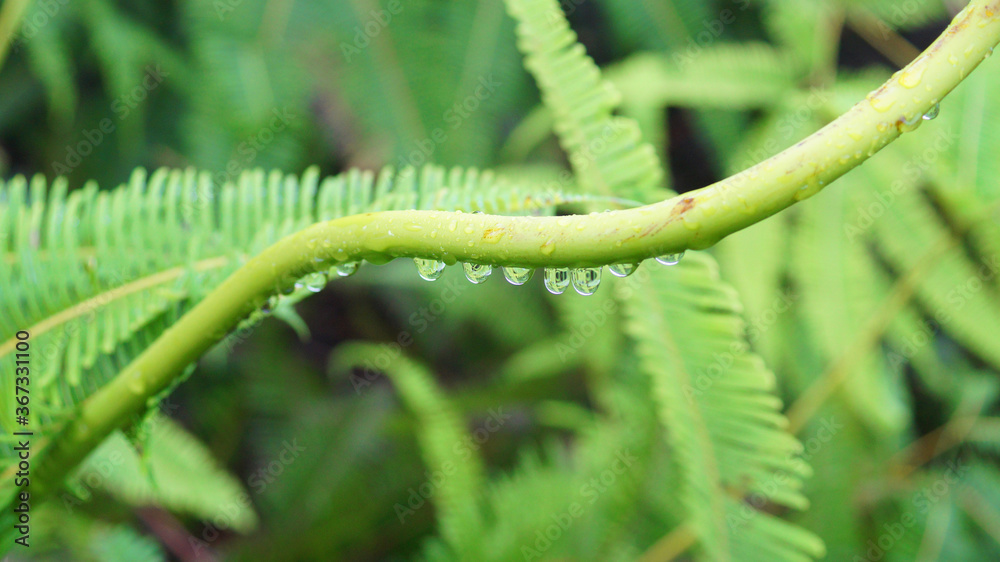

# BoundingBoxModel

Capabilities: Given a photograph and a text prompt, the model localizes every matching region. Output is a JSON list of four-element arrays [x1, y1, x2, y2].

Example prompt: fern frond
[[849, 147, 1000, 371], [930, 57, 1000, 273], [0, 165, 581, 460], [67, 414, 257, 533], [763, 0, 840, 73], [501, 1, 823, 559], [609, 44, 799, 111], [505, 0, 663, 201], [595, 0, 713, 53], [622, 256, 825, 561], [790, 185, 910, 434], [33, 504, 165, 562], [333, 343, 484, 556]]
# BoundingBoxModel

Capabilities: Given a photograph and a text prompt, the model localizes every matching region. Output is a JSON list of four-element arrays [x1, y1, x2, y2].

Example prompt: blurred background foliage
[[2, 0, 1000, 560]]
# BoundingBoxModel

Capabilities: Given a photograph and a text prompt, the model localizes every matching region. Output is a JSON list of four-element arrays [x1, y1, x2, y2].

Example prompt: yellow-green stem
[[9, 0, 1000, 511]]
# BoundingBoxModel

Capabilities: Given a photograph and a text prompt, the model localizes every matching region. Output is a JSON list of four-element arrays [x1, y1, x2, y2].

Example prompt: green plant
[[3, 0, 1000, 560]]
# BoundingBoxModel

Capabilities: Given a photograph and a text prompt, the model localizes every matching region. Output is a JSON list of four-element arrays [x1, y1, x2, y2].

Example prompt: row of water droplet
[[412, 251, 685, 296], [269, 251, 685, 307]]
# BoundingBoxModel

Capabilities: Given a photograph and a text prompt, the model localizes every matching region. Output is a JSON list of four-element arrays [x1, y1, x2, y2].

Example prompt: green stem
[[15, 0, 1000, 505]]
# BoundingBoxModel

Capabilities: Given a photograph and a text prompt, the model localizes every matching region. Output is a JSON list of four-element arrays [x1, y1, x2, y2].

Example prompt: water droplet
[[571, 268, 602, 296], [414, 258, 446, 281], [543, 268, 570, 294], [127, 371, 146, 394], [897, 113, 923, 133], [298, 272, 327, 293], [540, 239, 556, 255], [655, 251, 685, 266], [898, 56, 928, 88], [868, 94, 895, 113], [334, 261, 360, 277], [503, 267, 533, 285], [463, 262, 493, 284], [261, 296, 277, 315], [608, 263, 639, 277], [922, 103, 940, 121]]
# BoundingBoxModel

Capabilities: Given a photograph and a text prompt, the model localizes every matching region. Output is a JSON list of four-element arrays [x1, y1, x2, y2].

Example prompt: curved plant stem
[[11, 0, 1000, 507]]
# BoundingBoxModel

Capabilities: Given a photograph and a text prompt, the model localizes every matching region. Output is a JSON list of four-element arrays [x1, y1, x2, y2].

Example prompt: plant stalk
[[9, 0, 1000, 509]]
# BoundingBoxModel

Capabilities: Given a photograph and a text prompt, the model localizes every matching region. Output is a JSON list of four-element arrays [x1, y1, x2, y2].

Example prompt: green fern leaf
[[333, 343, 484, 557], [67, 414, 258, 533], [505, 0, 663, 201], [502, 1, 823, 558], [622, 256, 825, 561], [0, 165, 585, 464]]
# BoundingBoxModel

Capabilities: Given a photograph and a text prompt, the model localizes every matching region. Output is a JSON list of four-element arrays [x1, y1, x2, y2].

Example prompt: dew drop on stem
[[334, 261, 360, 277], [655, 251, 685, 266], [571, 267, 602, 296], [608, 263, 639, 277], [503, 267, 533, 285], [298, 272, 327, 293], [414, 258, 446, 281], [463, 262, 493, 284], [543, 268, 570, 294]]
